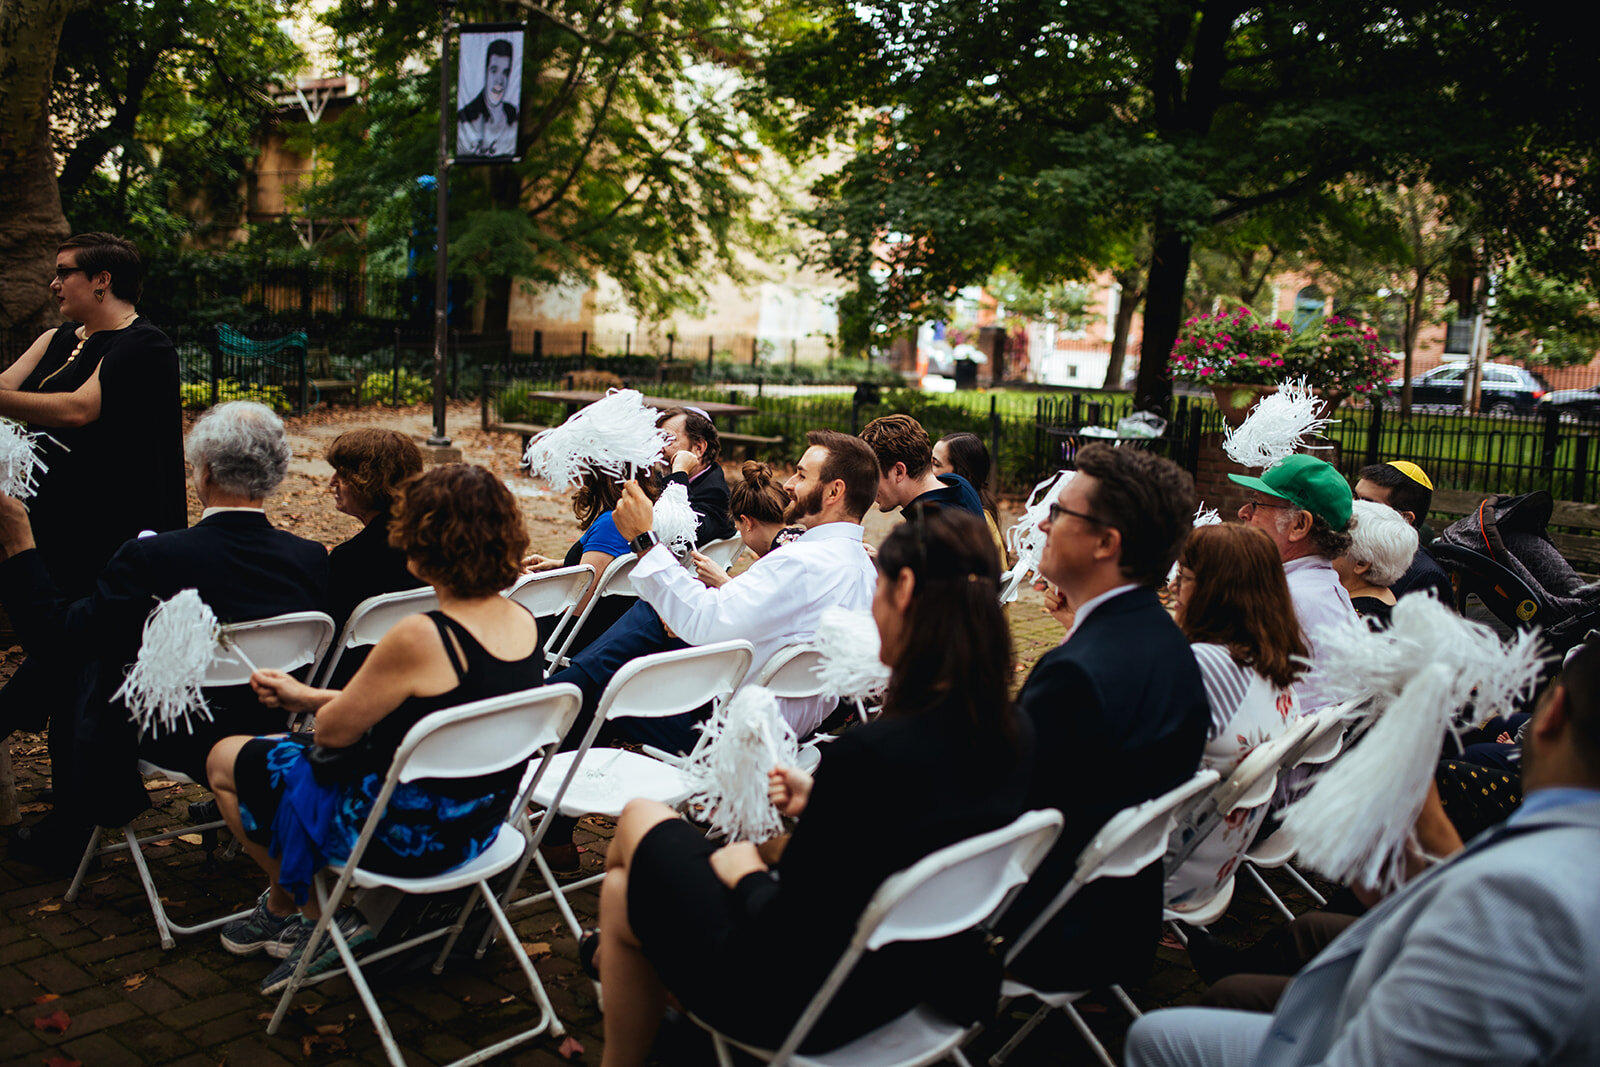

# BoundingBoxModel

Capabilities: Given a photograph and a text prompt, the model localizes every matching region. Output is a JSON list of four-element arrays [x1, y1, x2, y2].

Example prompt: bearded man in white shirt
[[611, 429, 880, 738]]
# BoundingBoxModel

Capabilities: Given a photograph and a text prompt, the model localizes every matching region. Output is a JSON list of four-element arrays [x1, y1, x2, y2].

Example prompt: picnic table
[[525, 390, 760, 431]]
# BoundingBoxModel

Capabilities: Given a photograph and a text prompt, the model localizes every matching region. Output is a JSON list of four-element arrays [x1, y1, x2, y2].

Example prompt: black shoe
[[10, 814, 95, 874], [578, 928, 600, 981], [187, 799, 220, 823], [1183, 925, 1245, 986]]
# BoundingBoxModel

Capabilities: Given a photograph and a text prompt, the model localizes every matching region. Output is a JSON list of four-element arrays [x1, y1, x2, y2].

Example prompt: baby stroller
[[1432, 489, 1600, 656]]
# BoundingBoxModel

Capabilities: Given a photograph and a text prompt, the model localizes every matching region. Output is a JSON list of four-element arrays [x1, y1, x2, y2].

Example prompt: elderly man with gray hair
[[0, 402, 329, 872]]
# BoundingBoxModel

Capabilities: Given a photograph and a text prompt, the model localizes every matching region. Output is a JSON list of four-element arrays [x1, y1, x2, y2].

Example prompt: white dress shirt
[[1283, 554, 1359, 713], [631, 520, 878, 737]]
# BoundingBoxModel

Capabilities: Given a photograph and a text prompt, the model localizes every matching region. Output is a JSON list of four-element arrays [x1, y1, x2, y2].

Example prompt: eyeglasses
[[1241, 495, 1295, 516], [1048, 502, 1111, 527], [52, 266, 87, 281]]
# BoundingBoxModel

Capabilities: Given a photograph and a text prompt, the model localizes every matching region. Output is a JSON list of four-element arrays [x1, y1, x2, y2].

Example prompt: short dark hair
[[1306, 512, 1354, 561], [658, 406, 721, 469], [938, 431, 999, 522], [1357, 462, 1432, 527], [326, 428, 424, 513], [486, 38, 513, 67], [1551, 637, 1600, 779], [1073, 443, 1197, 586], [390, 464, 529, 598], [859, 414, 933, 479], [806, 429, 880, 519], [59, 232, 144, 302]]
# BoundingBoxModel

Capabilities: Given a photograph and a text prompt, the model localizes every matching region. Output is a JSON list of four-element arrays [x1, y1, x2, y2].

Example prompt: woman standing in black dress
[[0, 232, 185, 749], [591, 506, 1031, 1064]]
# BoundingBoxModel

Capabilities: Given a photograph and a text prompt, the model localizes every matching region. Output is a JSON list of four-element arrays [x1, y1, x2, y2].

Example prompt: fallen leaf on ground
[[147, 839, 173, 848], [521, 941, 552, 959], [177, 833, 204, 845], [498, 994, 515, 1004], [32, 995, 59, 1004], [314, 1023, 344, 1035], [33, 1009, 71, 1034], [18, 802, 49, 813], [557, 1036, 586, 1060], [144, 779, 178, 790], [300, 1003, 321, 1016], [35, 904, 61, 913], [42, 1057, 83, 1067], [255, 1012, 274, 1022], [122, 974, 147, 991], [301, 1032, 346, 1056]]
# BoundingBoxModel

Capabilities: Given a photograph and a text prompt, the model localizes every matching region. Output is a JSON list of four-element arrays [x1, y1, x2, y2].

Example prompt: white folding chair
[[263, 683, 584, 1067], [987, 769, 1222, 1067], [500, 639, 755, 943], [1162, 716, 1319, 929], [504, 563, 594, 629], [315, 587, 440, 687], [688, 808, 1065, 1067], [747, 645, 835, 772], [699, 535, 748, 571], [543, 552, 640, 670], [64, 610, 336, 949], [1243, 703, 1357, 918]]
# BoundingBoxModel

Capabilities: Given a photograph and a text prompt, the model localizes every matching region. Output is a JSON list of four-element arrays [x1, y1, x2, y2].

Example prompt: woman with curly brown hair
[[204, 464, 545, 993], [324, 428, 426, 636]]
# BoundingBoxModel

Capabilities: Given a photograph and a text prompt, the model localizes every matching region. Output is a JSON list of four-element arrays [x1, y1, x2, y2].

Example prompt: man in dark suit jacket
[[999, 443, 1211, 991], [0, 401, 328, 869]]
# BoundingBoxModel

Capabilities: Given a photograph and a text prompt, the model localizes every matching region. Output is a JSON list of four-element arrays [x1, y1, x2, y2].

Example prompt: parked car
[[1395, 361, 1549, 415], [1541, 385, 1600, 422]]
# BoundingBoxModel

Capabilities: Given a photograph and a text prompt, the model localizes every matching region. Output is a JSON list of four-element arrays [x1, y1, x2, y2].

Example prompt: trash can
[[954, 358, 979, 390]]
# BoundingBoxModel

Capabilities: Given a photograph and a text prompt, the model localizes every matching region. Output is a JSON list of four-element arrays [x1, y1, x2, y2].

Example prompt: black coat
[[1000, 586, 1210, 990], [676, 464, 737, 546], [0, 511, 330, 825]]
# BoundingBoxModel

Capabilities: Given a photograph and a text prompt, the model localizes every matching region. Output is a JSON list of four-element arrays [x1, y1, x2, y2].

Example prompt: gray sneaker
[[264, 914, 313, 960], [220, 891, 301, 956], [259, 908, 375, 995]]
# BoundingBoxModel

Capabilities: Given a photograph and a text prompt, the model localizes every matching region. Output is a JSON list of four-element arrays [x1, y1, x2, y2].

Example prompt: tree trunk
[[0, 0, 81, 347], [1103, 273, 1143, 391], [1134, 228, 1192, 410]]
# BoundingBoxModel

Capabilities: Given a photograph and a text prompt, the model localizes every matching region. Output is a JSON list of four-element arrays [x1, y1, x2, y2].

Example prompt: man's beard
[[783, 481, 824, 526]]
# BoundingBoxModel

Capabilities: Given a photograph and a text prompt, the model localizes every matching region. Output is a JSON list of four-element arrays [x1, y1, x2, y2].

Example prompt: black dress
[[626, 701, 1030, 1050], [234, 608, 545, 876], [20, 319, 186, 593]]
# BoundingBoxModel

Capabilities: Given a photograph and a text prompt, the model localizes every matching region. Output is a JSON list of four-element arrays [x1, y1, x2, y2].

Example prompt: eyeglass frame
[[52, 266, 89, 282], [1047, 502, 1114, 529], [1240, 494, 1297, 516]]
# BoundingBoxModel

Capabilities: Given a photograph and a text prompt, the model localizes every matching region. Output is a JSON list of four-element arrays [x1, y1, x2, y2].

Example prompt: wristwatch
[[630, 530, 661, 556]]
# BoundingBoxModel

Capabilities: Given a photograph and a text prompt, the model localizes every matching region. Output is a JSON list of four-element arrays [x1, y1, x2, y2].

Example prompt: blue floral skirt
[[234, 734, 517, 877]]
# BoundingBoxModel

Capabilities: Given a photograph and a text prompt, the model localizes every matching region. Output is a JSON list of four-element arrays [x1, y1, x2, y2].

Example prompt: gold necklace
[[37, 312, 136, 388]]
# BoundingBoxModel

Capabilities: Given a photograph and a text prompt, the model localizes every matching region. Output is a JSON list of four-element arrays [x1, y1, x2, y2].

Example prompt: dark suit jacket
[[1393, 544, 1453, 603], [1001, 585, 1210, 990], [0, 511, 330, 824], [676, 464, 736, 545], [327, 511, 425, 630]]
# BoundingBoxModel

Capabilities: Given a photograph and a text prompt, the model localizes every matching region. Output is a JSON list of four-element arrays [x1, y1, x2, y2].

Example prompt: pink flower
[[1198, 367, 1214, 377]]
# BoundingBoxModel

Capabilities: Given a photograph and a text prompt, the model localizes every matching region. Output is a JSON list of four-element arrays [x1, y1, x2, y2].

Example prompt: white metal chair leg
[[1243, 862, 1297, 921], [63, 828, 100, 902], [1110, 983, 1142, 1019], [268, 880, 339, 1035], [1061, 1003, 1117, 1067], [433, 883, 484, 974], [990, 1003, 1051, 1066], [123, 826, 177, 950], [712, 1034, 738, 1067], [480, 891, 566, 1042], [1282, 862, 1328, 906]]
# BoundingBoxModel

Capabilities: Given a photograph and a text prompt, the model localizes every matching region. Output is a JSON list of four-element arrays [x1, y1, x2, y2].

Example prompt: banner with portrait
[[455, 23, 524, 163]]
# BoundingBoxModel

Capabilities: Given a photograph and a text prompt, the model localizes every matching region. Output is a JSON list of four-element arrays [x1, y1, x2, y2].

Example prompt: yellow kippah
[[1387, 460, 1434, 490]]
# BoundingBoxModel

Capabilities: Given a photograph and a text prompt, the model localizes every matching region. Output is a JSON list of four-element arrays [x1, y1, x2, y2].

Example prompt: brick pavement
[[2, 590, 1327, 1067]]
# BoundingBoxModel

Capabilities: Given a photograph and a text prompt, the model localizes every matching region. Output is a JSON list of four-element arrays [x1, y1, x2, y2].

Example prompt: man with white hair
[[0, 401, 328, 871], [1232, 455, 1360, 712]]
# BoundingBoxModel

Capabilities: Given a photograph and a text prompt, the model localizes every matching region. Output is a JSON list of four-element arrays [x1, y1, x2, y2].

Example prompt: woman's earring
[[94, 288, 105, 301]]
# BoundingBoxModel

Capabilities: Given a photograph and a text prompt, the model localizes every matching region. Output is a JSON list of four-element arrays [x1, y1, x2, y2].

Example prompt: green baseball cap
[[1229, 454, 1353, 529]]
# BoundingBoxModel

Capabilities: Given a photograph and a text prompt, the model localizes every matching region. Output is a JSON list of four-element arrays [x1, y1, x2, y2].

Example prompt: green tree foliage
[[761, 0, 1600, 407], [51, 0, 303, 246], [296, 0, 786, 331], [1492, 261, 1600, 370]]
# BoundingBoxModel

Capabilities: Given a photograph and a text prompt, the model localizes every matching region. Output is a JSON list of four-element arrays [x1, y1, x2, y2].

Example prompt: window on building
[[1292, 286, 1326, 334]]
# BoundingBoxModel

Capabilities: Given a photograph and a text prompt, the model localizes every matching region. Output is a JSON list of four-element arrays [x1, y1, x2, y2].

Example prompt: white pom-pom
[[1170, 504, 1224, 583], [1222, 378, 1336, 469], [1000, 470, 1074, 603], [113, 589, 222, 739], [684, 686, 799, 842], [523, 389, 673, 490], [652, 480, 700, 554], [1283, 595, 1545, 890], [812, 607, 890, 701], [0, 419, 56, 500]]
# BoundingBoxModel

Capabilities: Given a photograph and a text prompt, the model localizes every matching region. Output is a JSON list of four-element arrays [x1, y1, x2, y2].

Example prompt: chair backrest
[[208, 611, 337, 687], [594, 640, 754, 724], [754, 645, 829, 700], [1290, 701, 1355, 768], [393, 683, 584, 784], [315, 587, 440, 686], [771, 809, 1064, 1065], [1210, 714, 1318, 815], [1005, 768, 1221, 968], [698, 535, 747, 571], [505, 564, 595, 620], [544, 552, 639, 668]]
